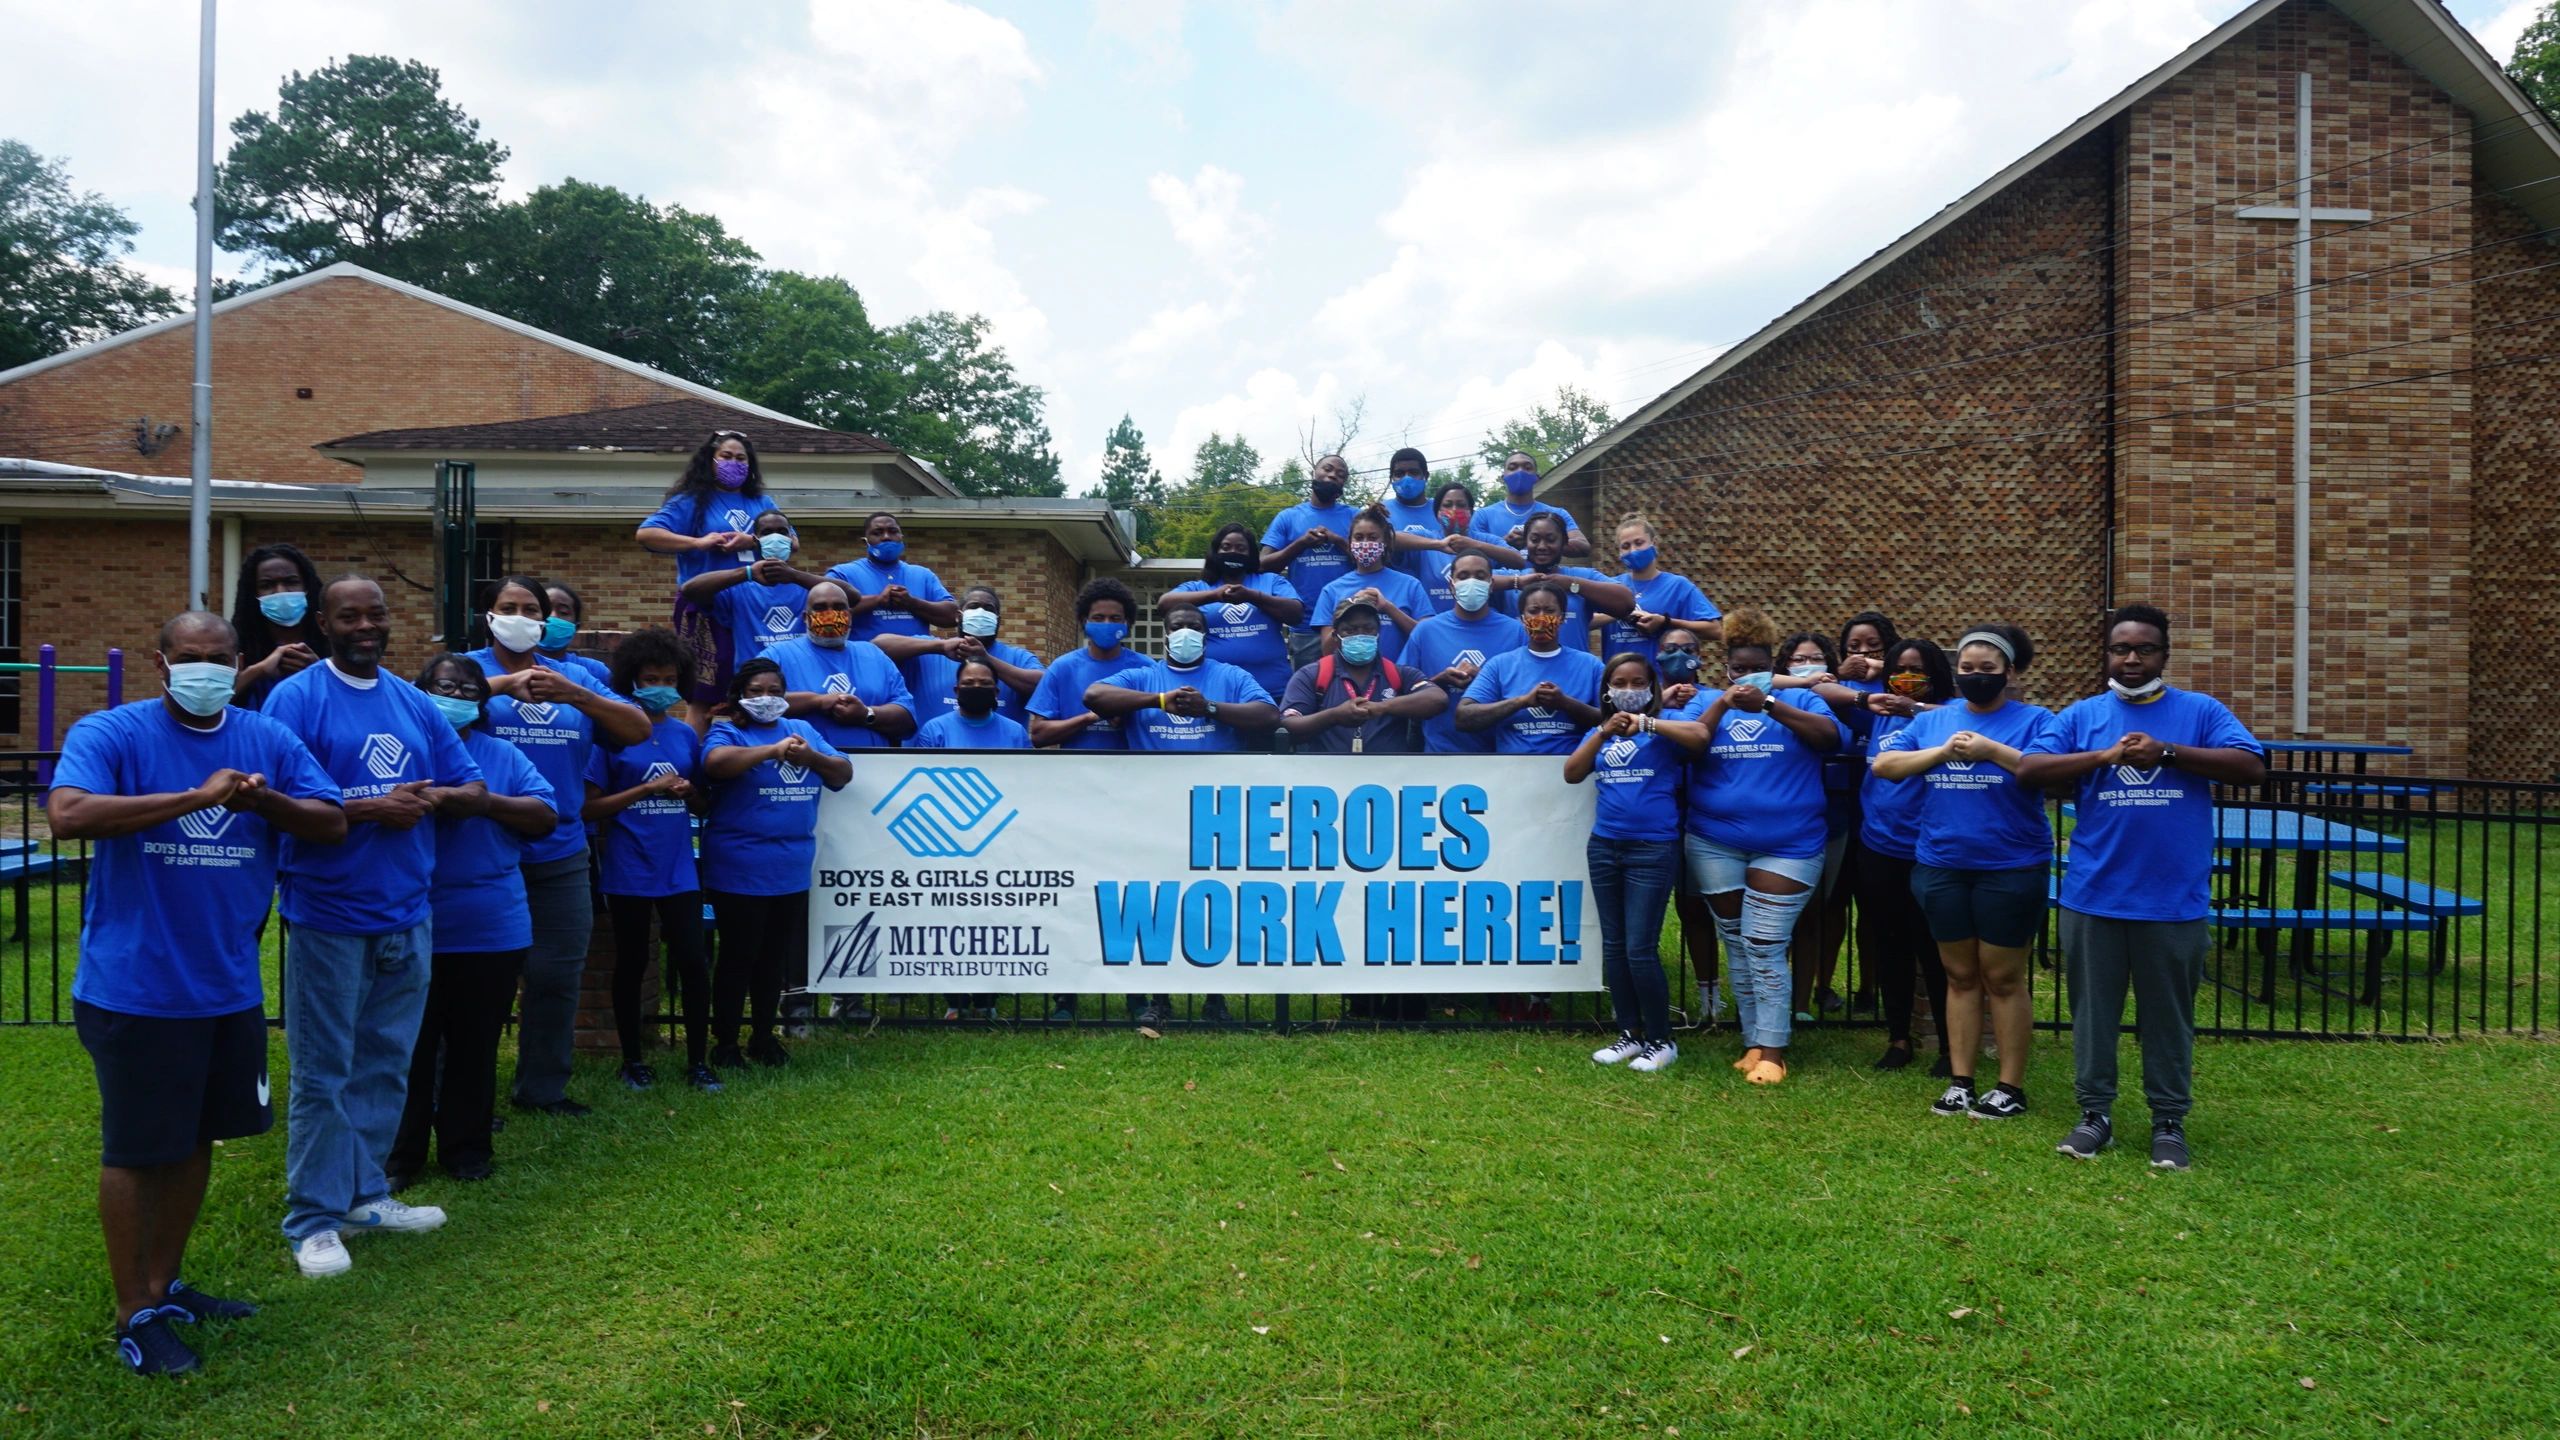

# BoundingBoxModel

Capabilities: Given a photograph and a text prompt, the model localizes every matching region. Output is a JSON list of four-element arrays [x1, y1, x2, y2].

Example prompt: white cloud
[[2471, 0, 2545, 63], [1093, 0, 1190, 76], [1147, 164, 1264, 288], [1165, 368, 1348, 475]]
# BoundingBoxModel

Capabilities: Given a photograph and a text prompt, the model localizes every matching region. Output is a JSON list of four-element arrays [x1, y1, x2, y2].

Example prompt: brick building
[[1540, 0, 2560, 779], [0, 264, 1135, 745]]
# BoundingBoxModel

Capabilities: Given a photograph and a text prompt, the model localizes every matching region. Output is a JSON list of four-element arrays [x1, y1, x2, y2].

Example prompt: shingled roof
[[318, 399, 897, 455]]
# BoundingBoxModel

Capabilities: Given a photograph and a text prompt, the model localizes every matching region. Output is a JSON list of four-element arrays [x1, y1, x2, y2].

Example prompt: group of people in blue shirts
[[54, 428, 2267, 1378]]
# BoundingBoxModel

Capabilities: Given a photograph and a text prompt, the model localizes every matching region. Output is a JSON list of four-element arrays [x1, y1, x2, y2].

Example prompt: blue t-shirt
[[1260, 501, 1359, 630], [1404, 609, 1530, 755], [641, 490, 780, 589], [912, 710, 1034, 750], [538, 651, 613, 688], [1095, 659, 1272, 752], [908, 642, 1044, 727], [1164, 573, 1296, 700], [1598, 571, 1719, 666], [1469, 497, 1578, 548], [702, 717, 847, 896], [1379, 498, 1454, 599], [1673, 689, 1849, 860], [1858, 710, 1931, 860], [707, 578, 809, 663], [464, 649, 615, 867], [53, 702, 339, 1018], [432, 729, 551, 953], [1877, 699, 2059, 871], [1026, 645, 1139, 751], [1312, 567, 1438, 664], [824, 556, 955, 648], [585, 716, 704, 899], [263, 662, 485, 936], [1586, 725, 1685, 842], [1501, 567, 1621, 655], [1462, 646, 1605, 755], [2032, 687, 2264, 922], [763, 637, 915, 752], [1819, 678, 1885, 836]]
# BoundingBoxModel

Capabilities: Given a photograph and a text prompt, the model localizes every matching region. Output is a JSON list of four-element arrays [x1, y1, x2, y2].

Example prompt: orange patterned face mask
[[1523, 613, 1563, 648], [807, 608, 852, 640], [1888, 669, 1930, 697]]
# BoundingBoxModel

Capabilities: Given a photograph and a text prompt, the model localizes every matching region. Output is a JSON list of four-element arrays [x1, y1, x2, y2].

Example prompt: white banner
[[807, 753, 1604, 994]]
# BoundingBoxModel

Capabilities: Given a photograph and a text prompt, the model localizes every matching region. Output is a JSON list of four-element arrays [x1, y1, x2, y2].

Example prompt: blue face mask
[[868, 539, 905, 565], [1734, 670, 1776, 694], [162, 659, 236, 718], [1658, 650, 1700, 681], [1391, 475, 1427, 503], [1620, 545, 1657, 574], [257, 591, 309, 627], [758, 532, 794, 562], [634, 685, 683, 713], [541, 616, 578, 649], [1505, 469, 1539, 497], [430, 693, 481, 730], [1166, 628, 1206, 665], [1452, 577, 1494, 613], [1084, 620, 1128, 651], [1337, 633, 1380, 666], [960, 608, 999, 639]]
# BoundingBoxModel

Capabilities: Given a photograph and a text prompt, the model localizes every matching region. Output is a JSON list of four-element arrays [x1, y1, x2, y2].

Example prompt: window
[[469, 522, 510, 600]]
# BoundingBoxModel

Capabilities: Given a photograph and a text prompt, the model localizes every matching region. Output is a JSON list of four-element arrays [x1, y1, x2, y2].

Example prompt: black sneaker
[[445, 1159, 494, 1182], [2057, 1111, 2114, 1160], [2151, 1120, 2192, 1171], [710, 1043, 747, 1070], [160, 1279, 255, 1324], [510, 1096, 592, 1118], [747, 1036, 790, 1068], [115, 1306, 200, 1376], [686, 1063, 725, 1093], [1200, 996, 1235, 1025], [1970, 1084, 2029, 1120], [1134, 1003, 1171, 1027], [620, 1063, 656, 1091], [1872, 1042, 1914, 1071], [1929, 1083, 1974, 1117]]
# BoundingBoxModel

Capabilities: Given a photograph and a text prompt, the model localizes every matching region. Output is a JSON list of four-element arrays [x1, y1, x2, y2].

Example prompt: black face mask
[[1956, 671, 2008, 705], [1657, 650, 1699, 681], [956, 686, 999, 718], [1312, 482, 1344, 504], [1212, 552, 1251, 575]]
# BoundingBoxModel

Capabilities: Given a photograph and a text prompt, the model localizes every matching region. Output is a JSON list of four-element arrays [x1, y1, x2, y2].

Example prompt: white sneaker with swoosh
[[344, 1197, 446, 1233]]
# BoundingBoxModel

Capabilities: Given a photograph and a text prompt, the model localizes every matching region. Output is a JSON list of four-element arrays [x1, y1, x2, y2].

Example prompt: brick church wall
[[2466, 187, 2560, 781]]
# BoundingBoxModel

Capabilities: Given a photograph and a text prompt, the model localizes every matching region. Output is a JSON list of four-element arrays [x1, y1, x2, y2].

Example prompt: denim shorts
[[1910, 862, 2048, 948], [1683, 834, 1827, 896]]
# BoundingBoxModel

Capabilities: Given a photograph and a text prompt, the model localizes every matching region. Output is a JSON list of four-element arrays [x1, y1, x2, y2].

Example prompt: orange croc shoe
[[1746, 1056, 1788, 1086]]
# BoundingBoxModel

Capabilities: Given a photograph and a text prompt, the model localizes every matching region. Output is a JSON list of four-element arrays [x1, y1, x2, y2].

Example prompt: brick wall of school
[[2465, 186, 2560, 781], [19, 515, 1089, 746], [0, 275, 695, 485], [2109, 0, 2473, 765], [1575, 133, 2114, 711]]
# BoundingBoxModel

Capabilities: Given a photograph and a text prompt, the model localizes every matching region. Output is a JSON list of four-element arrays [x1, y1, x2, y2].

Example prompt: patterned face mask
[[1523, 613, 1563, 649], [807, 609, 852, 641], [1888, 669, 1931, 698], [1350, 539, 1387, 568]]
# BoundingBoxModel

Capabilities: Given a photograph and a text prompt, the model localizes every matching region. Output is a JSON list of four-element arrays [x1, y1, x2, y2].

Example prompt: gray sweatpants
[[2060, 908, 2207, 1121], [511, 850, 595, 1106]]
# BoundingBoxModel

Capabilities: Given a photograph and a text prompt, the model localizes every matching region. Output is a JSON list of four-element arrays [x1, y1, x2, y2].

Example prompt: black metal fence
[[2, 748, 2548, 1044]]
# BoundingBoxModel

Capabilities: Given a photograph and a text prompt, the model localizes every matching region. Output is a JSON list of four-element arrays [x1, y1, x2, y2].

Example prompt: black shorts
[[1910, 862, 2049, 949], [75, 1000, 273, 1167]]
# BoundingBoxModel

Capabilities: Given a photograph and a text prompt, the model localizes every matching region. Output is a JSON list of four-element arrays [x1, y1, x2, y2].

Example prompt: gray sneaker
[[2057, 1111, 2113, 1160], [2150, 1120, 2192, 1171]]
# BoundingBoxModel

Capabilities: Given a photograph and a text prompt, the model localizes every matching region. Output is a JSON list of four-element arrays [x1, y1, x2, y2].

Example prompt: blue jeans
[[282, 921, 432, 1240], [1588, 835, 1679, 1043], [1684, 834, 1817, 1051]]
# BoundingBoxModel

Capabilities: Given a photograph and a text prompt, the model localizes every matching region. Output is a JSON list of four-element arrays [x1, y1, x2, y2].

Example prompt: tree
[[215, 55, 507, 276], [1142, 433, 1298, 559], [866, 312, 1063, 498], [0, 142, 179, 369], [1295, 394, 1367, 472], [724, 271, 899, 432], [2512, 4, 2560, 117], [448, 179, 761, 386], [1097, 415, 1168, 549], [1477, 384, 1614, 475]]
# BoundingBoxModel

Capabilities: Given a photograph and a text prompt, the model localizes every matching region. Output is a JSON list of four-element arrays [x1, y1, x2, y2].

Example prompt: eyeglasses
[[2104, 643, 2167, 658], [712, 430, 747, 440]]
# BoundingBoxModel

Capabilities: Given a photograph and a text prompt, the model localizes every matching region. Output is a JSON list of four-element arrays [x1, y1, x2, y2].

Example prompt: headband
[[1957, 630, 2014, 665]]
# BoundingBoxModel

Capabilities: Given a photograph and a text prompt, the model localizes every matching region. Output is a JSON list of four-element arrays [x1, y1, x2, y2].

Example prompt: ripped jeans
[[1683, 835, 1823, 1050]]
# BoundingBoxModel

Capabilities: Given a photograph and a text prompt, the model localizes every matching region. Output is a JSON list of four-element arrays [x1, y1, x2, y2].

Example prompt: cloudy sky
[[2, 0, 2544, 489]]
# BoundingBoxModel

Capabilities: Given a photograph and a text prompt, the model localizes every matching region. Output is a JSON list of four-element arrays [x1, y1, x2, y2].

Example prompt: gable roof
[[1541, 0, 2560, 494], [0, 261, 816, 428], [317, 398, 897, 456]]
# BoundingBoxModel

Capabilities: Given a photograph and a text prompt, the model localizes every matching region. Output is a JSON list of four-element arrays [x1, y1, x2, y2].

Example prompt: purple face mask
[[713, 457, 750, 490]]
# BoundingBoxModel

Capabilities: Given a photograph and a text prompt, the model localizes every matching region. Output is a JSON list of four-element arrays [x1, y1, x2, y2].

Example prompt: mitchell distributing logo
[[176, 806, 239, 841], [875, 766, 1018, 858], [361, 733, 409, 780], [763, 604, 798, 635], [2113, 764, 2162, 787], [1601, 736, 1639, 768], [822, 672, 853, 695], [820, 912, 883, 980]]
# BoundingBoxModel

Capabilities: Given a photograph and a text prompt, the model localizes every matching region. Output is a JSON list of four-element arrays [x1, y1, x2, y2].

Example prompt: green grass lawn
[[2, 1023, 2554, 1437]]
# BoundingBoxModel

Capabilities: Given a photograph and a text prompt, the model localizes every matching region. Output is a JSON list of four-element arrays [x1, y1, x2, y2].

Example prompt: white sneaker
[[294, 1229, 351, 1278], [343, 1196, 446, 1233], [1592, 1033, 1646, 1065], [1629, 1040, 1680, 1073]]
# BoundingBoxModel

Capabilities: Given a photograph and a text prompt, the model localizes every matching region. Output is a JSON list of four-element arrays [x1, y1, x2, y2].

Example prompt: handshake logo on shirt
[[177, 806, 239, 842], [361, 733, 409, 782], [515, 703, 559, 726], [764, 604, 797, 635], [1600, 737, 1640, 768], [2113, 764, 2162, 787], [874, 766, 1019, 859]]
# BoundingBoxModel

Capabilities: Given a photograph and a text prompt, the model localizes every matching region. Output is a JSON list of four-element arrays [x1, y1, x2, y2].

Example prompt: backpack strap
[[1316, 653, 1335, 692]]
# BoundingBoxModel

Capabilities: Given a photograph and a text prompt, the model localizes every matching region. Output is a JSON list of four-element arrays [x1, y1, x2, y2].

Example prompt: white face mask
[[2107, 675, 2166, 699], [1166, 629, 1206, 665], [738, 694, 789, 724], [1788, 663, 1827, 679], [960, 607, 999, 639], [486, 613, 543, 654], [1607, 686, 1653, 713]]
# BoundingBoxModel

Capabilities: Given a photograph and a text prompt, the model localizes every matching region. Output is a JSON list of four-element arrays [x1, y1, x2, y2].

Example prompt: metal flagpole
[[2291, 70, 2311, 737], [188, 0, 217, 611]]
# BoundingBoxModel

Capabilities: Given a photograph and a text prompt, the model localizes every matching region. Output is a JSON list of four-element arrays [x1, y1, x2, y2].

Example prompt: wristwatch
[[1205, 700, 1222, 722], [2160, 743, 2179, 767]]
